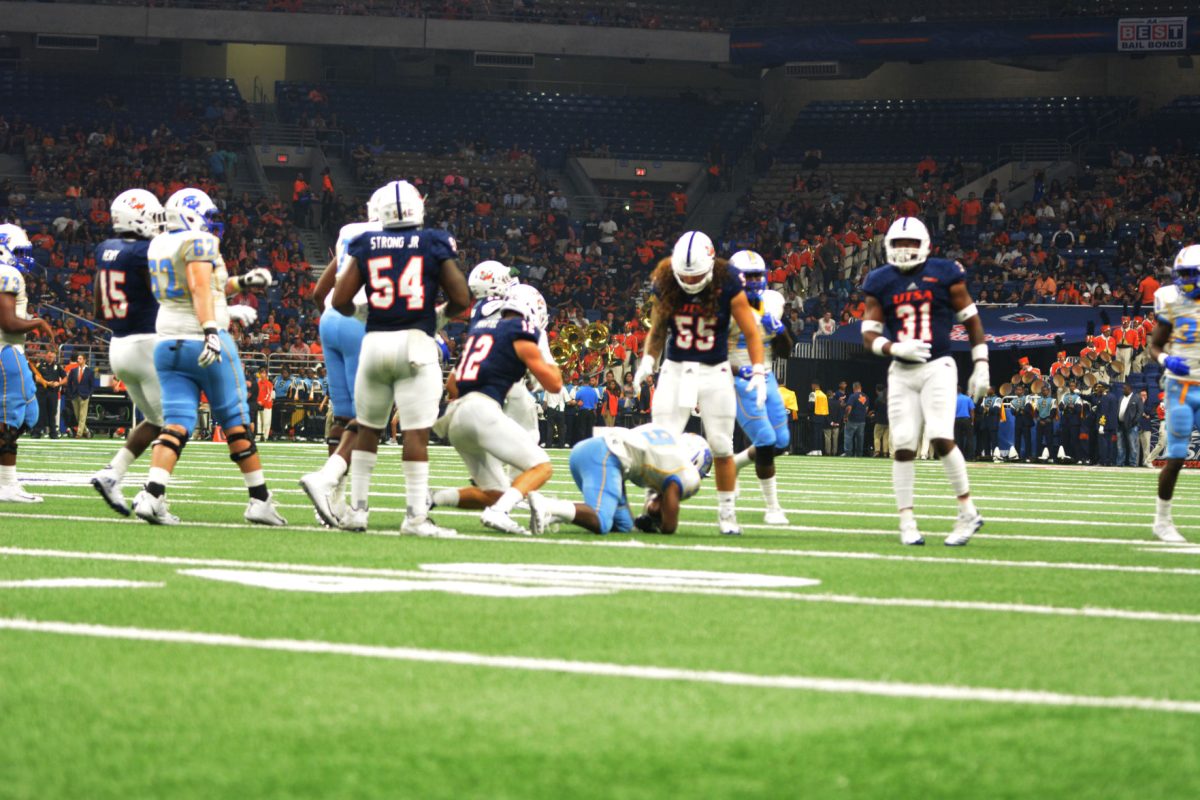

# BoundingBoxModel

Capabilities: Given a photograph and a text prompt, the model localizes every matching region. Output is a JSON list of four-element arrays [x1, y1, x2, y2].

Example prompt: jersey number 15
[[96, 271, 128, 320]]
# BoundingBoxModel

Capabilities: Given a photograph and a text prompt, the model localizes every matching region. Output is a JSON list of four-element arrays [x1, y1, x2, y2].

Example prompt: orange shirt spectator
[[961, 197, 983, 226], [262, 320, 282, 346], [1138, 274, 1160, 304], [475, 199, 492, 216], [669, 190, 687, 216], [916, 156, 937, 177]]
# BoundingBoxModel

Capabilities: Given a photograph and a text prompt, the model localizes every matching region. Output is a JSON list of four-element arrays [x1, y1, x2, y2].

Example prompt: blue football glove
[[1164, 355, 1191, 377], [736, 365, 754, 380], [761, 313, 785, 335]]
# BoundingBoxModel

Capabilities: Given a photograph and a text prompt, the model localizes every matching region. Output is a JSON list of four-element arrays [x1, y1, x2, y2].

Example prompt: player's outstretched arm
[[331, 257, 364, 317], [515, 339, 563, 393], [444, 371, 460, 401], [0, 292, 51, 339], [312, 257, 338, 309]]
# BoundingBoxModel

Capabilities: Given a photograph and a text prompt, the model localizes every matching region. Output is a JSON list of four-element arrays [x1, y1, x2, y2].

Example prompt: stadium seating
[[277, 82, 759, 167], [778, 97, 1137, 163]]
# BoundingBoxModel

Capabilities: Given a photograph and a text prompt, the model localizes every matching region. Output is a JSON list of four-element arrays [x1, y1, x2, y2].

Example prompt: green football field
[[2, 438, 1199, 799]]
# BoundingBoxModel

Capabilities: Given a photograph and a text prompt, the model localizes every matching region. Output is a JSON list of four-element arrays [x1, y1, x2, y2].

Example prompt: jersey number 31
[[895, 301, 932, 342]]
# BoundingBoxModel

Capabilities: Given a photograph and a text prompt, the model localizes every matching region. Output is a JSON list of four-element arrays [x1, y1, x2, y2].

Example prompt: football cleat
[[718, 509, 741, 536], [763, 508, 789, 525], [1152, 520, 1187, 544], [330, 475, 349, 522], [0, 483, 43, 503], [401, 514, 457, 538], [899, 520, 924, 546], [91, 468, 130, 516], [298, 471, 340, 528], [481, 506, 531, 536], [245, 493, 287, 527], [944, 512, 984, 547], [133, 490, 179, 525], [339, 505, 369, 532], [527, 492, 554, 536]]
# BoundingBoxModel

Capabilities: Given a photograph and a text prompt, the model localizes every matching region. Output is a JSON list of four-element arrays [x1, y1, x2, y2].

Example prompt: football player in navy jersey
[[861, 217, 989, 547], [330, 180, 470, 536], [631, 231, 766, 536], [431, 290, 562, 535], [90, 190, 167, 515]]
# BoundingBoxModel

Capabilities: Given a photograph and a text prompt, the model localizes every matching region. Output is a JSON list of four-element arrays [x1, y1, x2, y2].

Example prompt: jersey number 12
[[454, 334, 494, 381], [895, 301, 932, 342]]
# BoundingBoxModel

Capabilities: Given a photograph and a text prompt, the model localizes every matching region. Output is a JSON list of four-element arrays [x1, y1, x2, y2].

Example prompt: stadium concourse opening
[[2, 4, 1200, 797]]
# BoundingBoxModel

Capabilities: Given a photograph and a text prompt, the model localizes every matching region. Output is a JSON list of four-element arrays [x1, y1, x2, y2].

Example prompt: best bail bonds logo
[[1118, 17, 1187, 52]]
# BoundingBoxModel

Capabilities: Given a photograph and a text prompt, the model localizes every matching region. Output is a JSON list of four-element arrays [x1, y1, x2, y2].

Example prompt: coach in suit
[[66, 354, 93, 439]]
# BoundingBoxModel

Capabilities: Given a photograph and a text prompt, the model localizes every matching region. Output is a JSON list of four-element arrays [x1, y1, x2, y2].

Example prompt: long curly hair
[[648, 256, 730, 328]]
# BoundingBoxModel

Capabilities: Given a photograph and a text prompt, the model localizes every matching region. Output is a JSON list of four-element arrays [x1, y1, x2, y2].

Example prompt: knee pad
[[706, 431, 734, 459], [773, 421, 791, 451], [226, 428, 258, 463], [754, 444, 776, 471], [152, 429, 189, 458], [0, 425, 19, 456]]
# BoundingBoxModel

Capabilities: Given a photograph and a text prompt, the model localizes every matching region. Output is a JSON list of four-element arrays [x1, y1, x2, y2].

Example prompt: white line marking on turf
[[180, 569, 606, 597], [2, 618, 1198, 715], [0, 578, 163, 589], [5, 548, 1200, 623]]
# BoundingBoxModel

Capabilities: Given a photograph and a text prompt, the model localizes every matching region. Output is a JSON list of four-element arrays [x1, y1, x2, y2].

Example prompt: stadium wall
[[764, 56, 1200, 120]]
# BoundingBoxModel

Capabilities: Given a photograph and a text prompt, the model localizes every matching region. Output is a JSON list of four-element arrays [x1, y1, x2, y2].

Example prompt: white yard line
[[2, 617, 1197, 715]]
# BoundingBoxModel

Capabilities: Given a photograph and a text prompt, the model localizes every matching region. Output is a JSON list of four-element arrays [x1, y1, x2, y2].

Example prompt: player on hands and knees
[[1147, 244, 1200, 544], [0, 238, 53, 502], [861, 217, 988, 546], [727, 250, 793, 524], [90, 189, 169, 515], [539, 425, 711, 535], [298, 201, 379, 527], [631, 231, 765, 536], [430, 290, 562, 535], [132, 187, 283, 526], [330, 180, 470, 536]]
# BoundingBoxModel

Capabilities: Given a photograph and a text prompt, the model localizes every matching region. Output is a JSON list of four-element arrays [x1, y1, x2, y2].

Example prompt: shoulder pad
[[425, 228, 458, 256]]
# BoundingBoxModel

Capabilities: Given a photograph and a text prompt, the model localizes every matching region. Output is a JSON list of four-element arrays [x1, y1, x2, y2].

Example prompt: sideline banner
[[1118, 17, 1187, 52]]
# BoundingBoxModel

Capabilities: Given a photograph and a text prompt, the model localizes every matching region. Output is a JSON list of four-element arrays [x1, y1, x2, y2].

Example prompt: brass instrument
[[1030, 379, 1045, 394], [560, 324, 583, 350], [639, 297, 655, 331], [550, 340, 573, 367], [998, 382, 1013, 396], [1071, 364, 1085, 377], [584, 322, 610, 350]]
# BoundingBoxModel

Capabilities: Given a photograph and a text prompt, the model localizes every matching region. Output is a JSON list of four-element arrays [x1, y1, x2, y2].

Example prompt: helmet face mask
[[0, 224, 35, 272], [468, 260, 518, 300], [885, 217, 931, 272], [671, 231, 716, 295], [112, 189, 164, 239], [1174, 245, 1200, 298], [681, 433, 713, 479], [729, 249, 767, 302]]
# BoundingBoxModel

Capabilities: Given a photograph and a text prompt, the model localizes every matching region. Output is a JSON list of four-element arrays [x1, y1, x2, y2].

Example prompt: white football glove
[[232, 267, 273, 292], [435, 302, 449, 331], [889, 340, 932, 363], [747, 363, 768, 408], [198, 326, 223, 367], [632, 355, 655, 387], [227, 304, 258, 326], [967, 360, 990, 403]]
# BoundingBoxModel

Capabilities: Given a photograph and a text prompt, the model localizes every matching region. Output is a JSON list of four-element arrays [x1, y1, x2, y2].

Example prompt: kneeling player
[[132, 188, 283, 526], [431, 291, 563, 535], [1147, 244, 1200, 543], [537, 424, 711, 535], [727, 250, 792, 524]]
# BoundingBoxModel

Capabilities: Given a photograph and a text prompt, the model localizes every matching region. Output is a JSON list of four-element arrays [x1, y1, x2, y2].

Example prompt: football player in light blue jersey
[[132, 187, 283, 526], [0, 239, 53, 502], [536, 423, 711, 535], [726, 250, 792, 525], [1147, 244, 1200, 544], [298, 202, 378, 527]]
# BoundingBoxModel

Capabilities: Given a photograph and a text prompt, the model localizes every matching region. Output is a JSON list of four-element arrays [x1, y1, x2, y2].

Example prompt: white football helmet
[[111, 189, 164, 239], [468, 260, 518, 300], [164, 187, 222, 236], [1173, 244, 1200, 298], [0, 224, 34, 271], [729, 249, 768, 301], [370, 180, 424, 229], [671, 231, 716, 295], [506, 284, 548, 329], [884, 217, 931, 272], [681, 433, 713, 479]]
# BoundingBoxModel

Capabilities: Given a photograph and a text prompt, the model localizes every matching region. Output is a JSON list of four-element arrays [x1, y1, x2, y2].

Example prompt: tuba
[[584, 322, 610, 351]]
